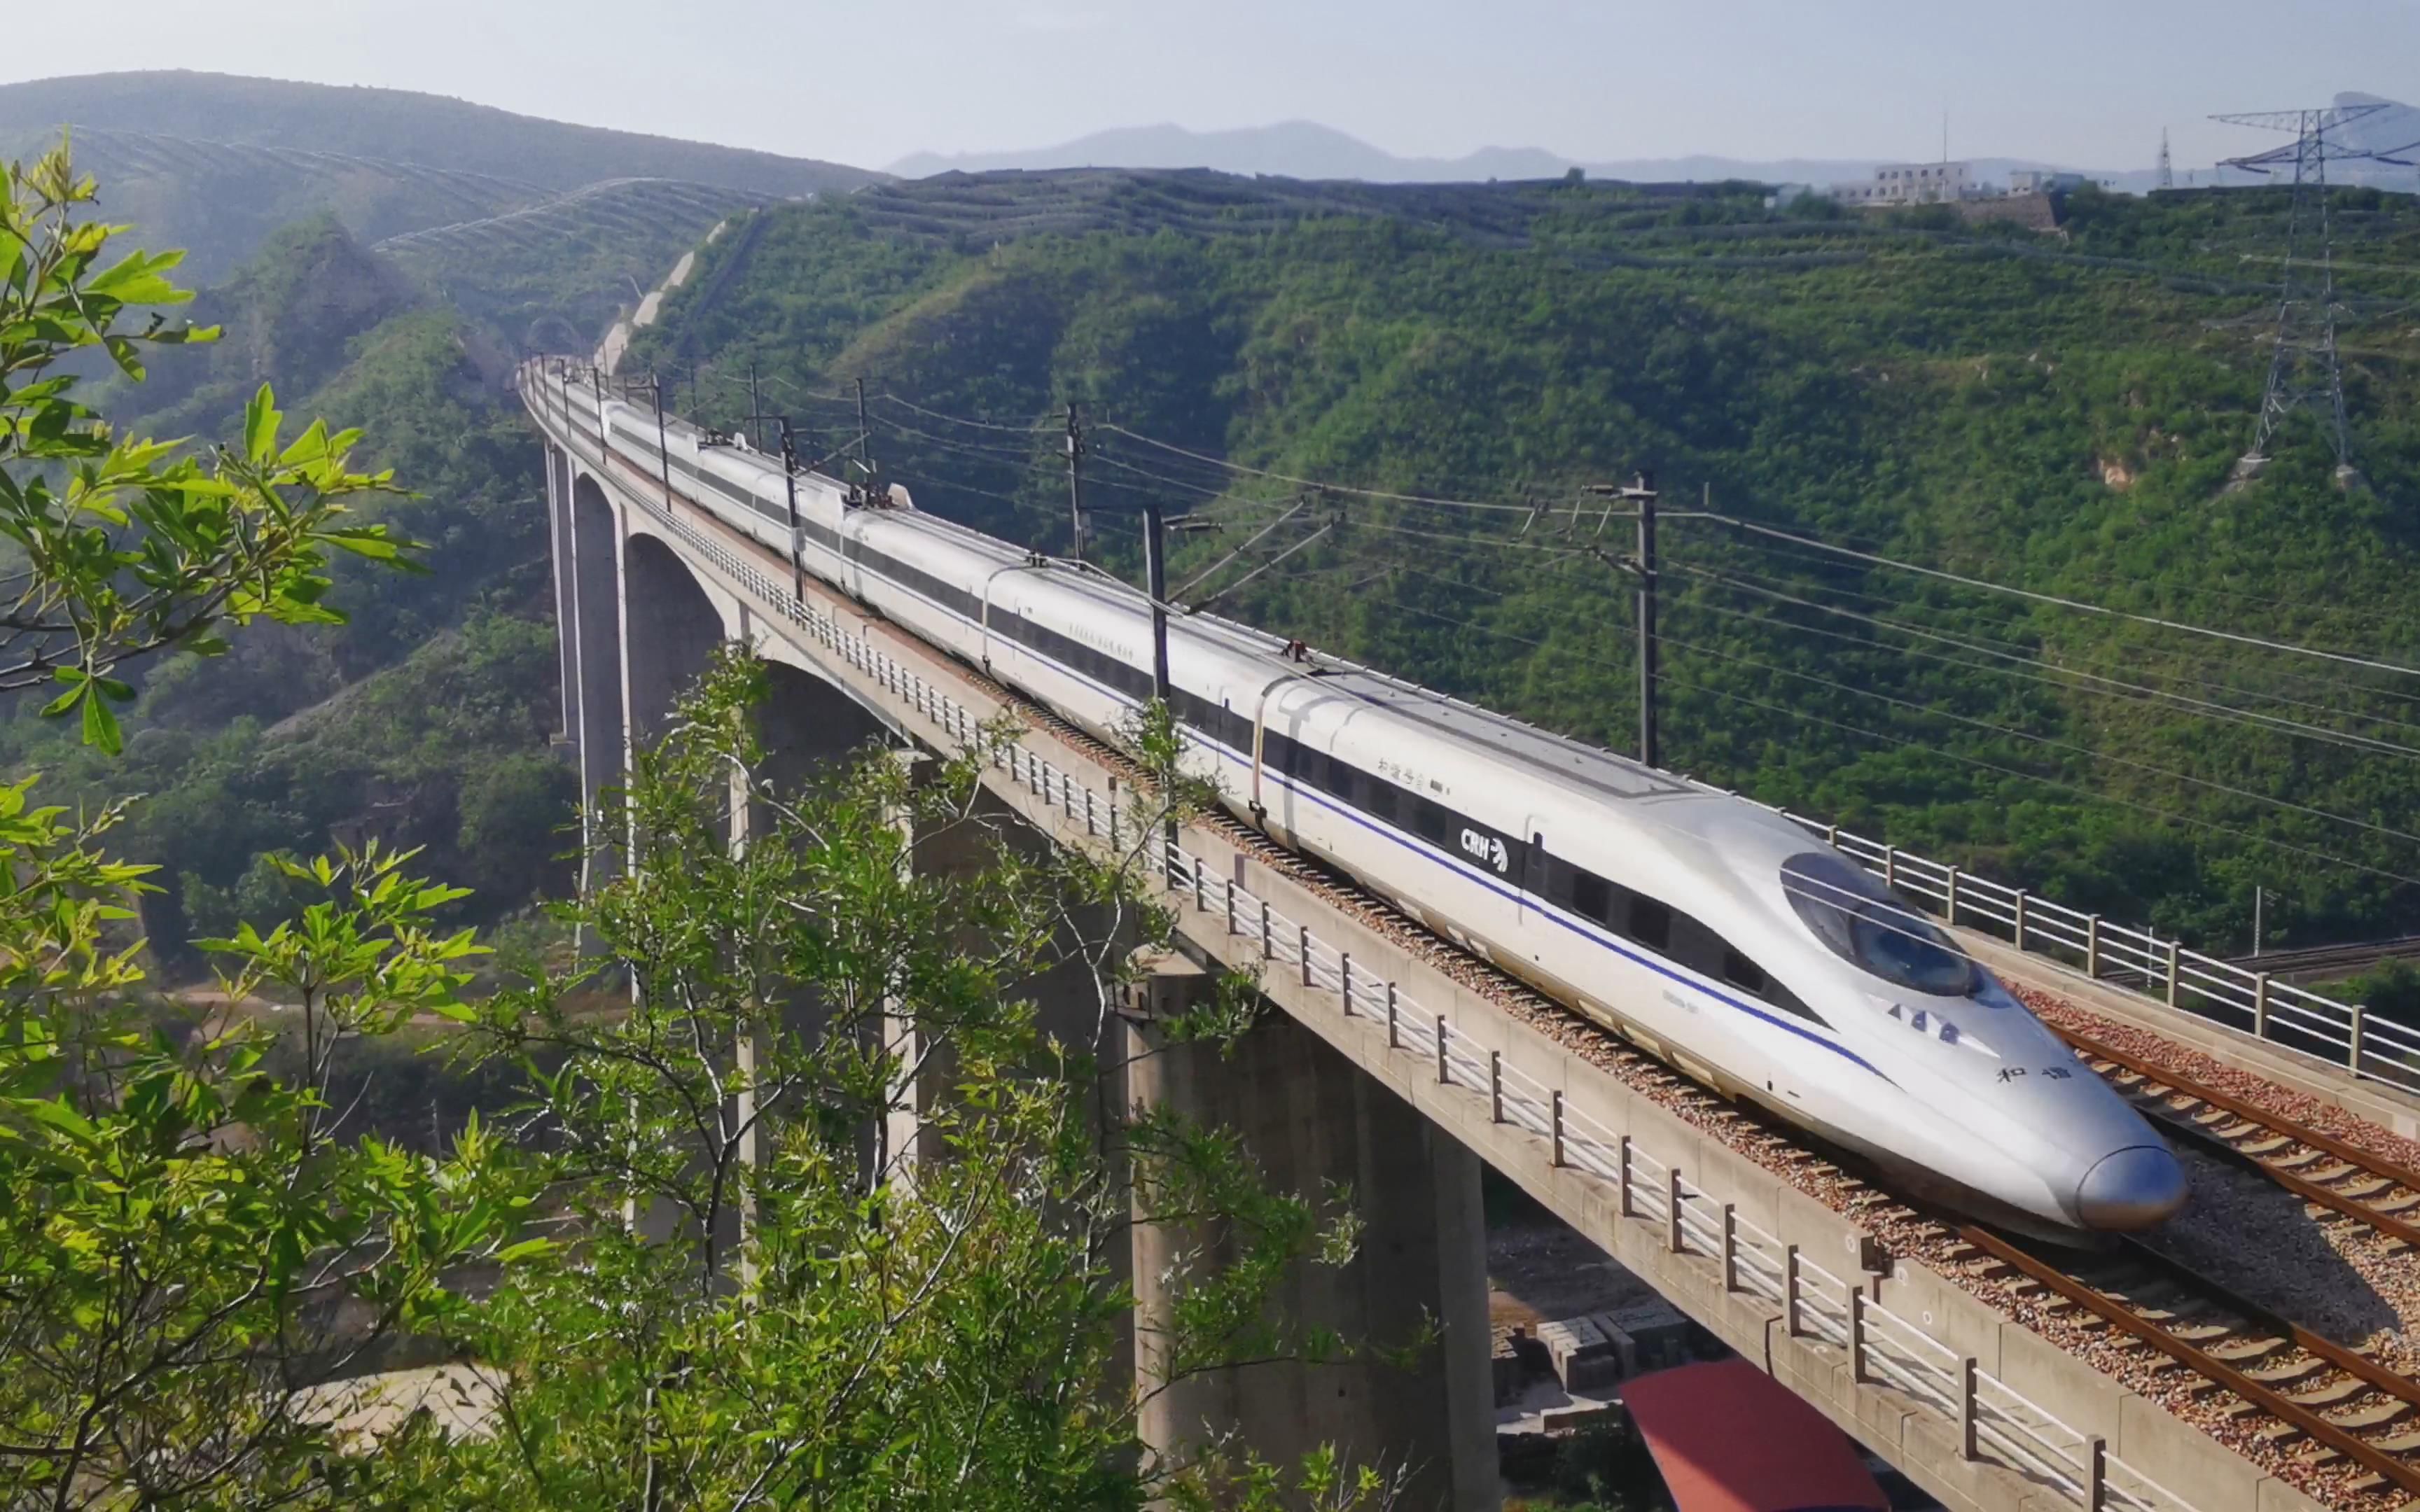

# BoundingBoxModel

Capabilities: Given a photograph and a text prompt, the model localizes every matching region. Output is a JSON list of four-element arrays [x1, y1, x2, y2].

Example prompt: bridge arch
[[620, 531, 727, 746]]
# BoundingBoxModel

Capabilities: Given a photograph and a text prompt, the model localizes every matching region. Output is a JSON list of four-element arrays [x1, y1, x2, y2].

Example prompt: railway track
[[2223, 937, 2420, 981], [1954, 1225, 2420, 1499], [2057, 1022, 2420, 1252]]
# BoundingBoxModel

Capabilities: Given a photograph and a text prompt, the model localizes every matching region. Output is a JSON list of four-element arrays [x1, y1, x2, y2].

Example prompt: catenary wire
[[1670, 565, 2420, 760], [1095, 422, 1536, 514], [1377, 598, 2420, 888], [1671, 547, 2420, 723]]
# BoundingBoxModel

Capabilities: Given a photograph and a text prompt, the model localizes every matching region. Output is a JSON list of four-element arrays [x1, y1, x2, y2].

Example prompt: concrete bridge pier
[[566, 475, 625, 894], [1126, 956, 1498, 1511]]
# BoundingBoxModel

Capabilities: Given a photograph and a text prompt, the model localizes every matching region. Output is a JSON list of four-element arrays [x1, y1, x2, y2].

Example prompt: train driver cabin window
[[1720, 947, 1766, 993]]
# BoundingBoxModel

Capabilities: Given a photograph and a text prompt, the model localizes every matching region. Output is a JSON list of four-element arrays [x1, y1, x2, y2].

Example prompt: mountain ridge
[[889, 117, 2125, 188], [0, 71, 882, 196]]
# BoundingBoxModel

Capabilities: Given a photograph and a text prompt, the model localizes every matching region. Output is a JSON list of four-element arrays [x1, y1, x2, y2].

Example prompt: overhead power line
[[1673, 564, 2420, 760], [1097, 423, 1534, 514], [1671, 548, 2420, 723], [1703, 514, 2420, 679]]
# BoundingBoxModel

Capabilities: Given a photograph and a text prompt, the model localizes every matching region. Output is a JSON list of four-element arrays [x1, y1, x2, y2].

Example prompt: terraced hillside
[[0, 70, 877, 195], [0, 71, 877, 302], [632, 169, 2420, 959]]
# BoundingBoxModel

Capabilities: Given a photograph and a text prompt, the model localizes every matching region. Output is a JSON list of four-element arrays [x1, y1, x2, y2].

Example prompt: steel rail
[[2112, 1238, 2420, 1413], [1956, 1224, 2420, 1494], [2054, 1022, 2420, 1250]]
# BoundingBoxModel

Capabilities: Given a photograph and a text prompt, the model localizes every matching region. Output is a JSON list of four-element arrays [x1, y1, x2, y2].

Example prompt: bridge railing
[[1159, 836, 2195, 1512], [1784, 817, 2420, 1097], [556, 400, 2209, 1512]]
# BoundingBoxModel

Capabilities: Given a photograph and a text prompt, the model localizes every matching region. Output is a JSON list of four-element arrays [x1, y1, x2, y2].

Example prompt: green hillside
[[630, 172, 2420, 952], [2, 195, 571, 961], [0, 71, 878, 195], [0, 72, 878, 327]]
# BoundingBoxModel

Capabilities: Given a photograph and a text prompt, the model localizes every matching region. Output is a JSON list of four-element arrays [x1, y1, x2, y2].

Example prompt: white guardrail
[[1786, 825, 2419, 1098], [541, 384, 2202, 1512]]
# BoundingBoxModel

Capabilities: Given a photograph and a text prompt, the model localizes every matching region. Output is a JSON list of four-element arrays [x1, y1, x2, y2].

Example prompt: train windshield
[[1779, 853, 1977, 997]]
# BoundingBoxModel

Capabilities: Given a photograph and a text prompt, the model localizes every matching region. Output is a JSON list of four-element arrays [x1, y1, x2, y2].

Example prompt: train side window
[[1573, 870, 1611, 924], [1628, 897, 1671, 950], [1322, 754, 1355, 799], [1413, 799, 1450, 844], [1365, 780, 1397, 822]]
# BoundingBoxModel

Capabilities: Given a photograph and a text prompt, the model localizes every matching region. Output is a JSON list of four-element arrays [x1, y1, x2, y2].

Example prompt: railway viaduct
[[528, 360, 2420, 1512]]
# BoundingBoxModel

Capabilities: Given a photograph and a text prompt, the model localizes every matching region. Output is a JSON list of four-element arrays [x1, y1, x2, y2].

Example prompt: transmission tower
[[2156, 130, 2174, 190], [2213, 103, 2415, 485]]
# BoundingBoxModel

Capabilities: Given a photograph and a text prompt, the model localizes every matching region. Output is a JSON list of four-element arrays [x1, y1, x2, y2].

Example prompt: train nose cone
[[2075, 1144, 2188, 1230]]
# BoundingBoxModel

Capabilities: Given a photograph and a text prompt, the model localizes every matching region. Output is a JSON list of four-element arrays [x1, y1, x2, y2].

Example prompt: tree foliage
[[2, 146, 1403, 1509], [1, 141, 414, 754]]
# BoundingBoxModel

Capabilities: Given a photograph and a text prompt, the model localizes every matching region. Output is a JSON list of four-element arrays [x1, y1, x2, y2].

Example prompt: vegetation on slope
[[3, 205, 570, 963], [632, 174, 2420, 953], [0, 70, 878, 197]]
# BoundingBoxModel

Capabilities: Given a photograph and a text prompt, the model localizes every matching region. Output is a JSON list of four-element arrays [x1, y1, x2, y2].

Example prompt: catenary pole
[[1066, 402, 1088, 562], [1635, 470, 1659, 769], [779, 418, 805, 601], [855, 378, 872, 484], [652, 370, 674, 511], [1143, 496, 1171, 699]]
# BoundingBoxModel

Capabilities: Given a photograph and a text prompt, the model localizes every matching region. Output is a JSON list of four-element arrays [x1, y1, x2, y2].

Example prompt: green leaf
[[242, 385, 281, 465], [81, 689, 120, 754], [320, 528, 401, 561]]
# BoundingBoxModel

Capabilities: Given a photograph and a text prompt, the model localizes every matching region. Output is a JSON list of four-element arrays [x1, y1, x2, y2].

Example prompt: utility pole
[[2253, 886, 2266, 957], [2157, 129, 2174, 191], [1065, 402, 1088, 562], [748, 362, 762, 442], [688, 362, 700, 420]]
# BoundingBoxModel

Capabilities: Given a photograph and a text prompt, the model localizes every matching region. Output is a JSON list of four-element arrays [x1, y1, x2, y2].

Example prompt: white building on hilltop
[[2008, 169, 2116, 195], [1827, 160, 1975, 205]]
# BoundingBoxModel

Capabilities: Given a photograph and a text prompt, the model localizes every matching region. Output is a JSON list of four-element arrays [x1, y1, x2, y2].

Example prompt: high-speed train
[[546, 372, 2188, 1236]]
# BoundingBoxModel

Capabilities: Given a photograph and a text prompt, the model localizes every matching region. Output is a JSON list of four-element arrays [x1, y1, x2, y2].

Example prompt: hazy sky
[[9, 0, 2415, 173]]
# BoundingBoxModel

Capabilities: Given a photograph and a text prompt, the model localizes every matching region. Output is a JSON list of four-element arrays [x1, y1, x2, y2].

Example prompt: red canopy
[[1620, 1359, 1889, 1512]]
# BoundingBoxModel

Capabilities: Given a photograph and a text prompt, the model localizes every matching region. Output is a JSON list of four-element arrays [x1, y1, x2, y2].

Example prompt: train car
[[581, 387, 2188, 1237]]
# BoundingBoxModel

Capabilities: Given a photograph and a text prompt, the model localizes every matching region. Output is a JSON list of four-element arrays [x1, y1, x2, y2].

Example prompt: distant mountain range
[[894, 100, 2420, 194], [891, 118, 2122, 188]]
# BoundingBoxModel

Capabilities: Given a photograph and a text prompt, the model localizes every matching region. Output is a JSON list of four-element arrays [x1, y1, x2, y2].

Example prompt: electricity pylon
[[2214, 104, 2416, 486]]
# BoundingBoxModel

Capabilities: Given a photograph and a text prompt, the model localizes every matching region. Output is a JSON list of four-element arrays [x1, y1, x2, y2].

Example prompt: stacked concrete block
[[1534, 1315, 1621, 1393], [1594, 1299, 1692, 1378], [1491, 1332, 1527, 1407]]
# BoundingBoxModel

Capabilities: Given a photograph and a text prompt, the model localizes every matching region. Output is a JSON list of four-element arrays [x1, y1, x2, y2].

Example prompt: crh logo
[[1460, 827, 1508, 874]]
